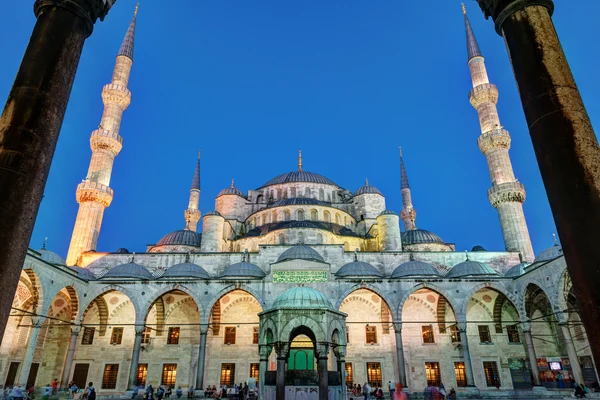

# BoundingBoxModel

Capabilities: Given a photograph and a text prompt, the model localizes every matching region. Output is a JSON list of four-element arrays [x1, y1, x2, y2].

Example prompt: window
[[291, 187, 296, 197], [262, 215, 267, 225], [507, 326, 520, 343], [271, 211, 277, 223], [141, 327, 151, 344], [483, 361, 500, 387], [253, 327, 259, 344], [305, 187, 311, 197], [81, 327, 95, 345], [110, 327, 123, 345], [220, 363, 235, 387], [161, 364, 177, 389], [225, 327, 236, 345], [346, 326, 350, 343], [297, 209, 305, 221], [365, 326, 377, 344], [250, 363, 259, 381], [324, 211, 331, 223], [454, 362, 467, 387], [345, 363, 353, 387], [310, 210, 317, 221], [319, 188, 324, 200], [135, 364, 148, 387], [283, 210, 291, 221], [422, 325, 435, 344], [450, 325, 461, 343], [167, 327, 180, 345], [101, 364, 119, 389], [366, 362, 382, 387], [335, 213, 341, 225], [478, 325, 492, 343], [425, 362, 441, 387]]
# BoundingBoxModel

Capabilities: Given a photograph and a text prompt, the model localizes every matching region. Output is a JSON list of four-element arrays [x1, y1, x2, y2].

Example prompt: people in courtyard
[[84, 382, 96, 400]]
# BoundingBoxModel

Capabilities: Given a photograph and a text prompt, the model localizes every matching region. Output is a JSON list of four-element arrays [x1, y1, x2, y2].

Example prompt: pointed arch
[[459, 282, 520, 320], [397, 283, 459, 321], [335, 284, 397, 319], [22, 269, 43, 314], [203, 286, 265, 326], [82, 295, 109, 336]]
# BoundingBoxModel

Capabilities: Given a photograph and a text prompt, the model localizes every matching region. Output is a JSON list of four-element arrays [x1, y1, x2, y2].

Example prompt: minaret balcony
[[90, 129, 123, 154], [101, 83, 131, 109], [487, 182, 526, 208], [76, 181, 114, 207], [478, 128, 511, 153], [469, 83, 498, 108]]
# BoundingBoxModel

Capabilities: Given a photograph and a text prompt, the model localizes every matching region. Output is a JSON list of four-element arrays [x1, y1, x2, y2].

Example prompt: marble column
[[274, 342, 289, 400], [317, 343, 329, 400], [195, 328, 208, 390], [394, 323, 407, 387], [522, 326, 542, 386], [128, 326, 145, 389], [560, 323, 584, 384], [61, 327, 80, 388], [334, 345, 347, 400], [258, 345, 272, 400], [18, 317, 44, 386], [458, 321, 475, 387]]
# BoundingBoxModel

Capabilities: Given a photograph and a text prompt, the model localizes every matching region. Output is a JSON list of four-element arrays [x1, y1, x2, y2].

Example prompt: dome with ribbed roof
[[445, 260, 499, 279], [101, 262, 153, 279], [390, 260, 440, 278], [115, 248, 130, 254], [162, 262, 210, 279], [260, 171, 337, 188], [156, 230, 202, 247], [221, 262, 265, 279], [272, 287, 333, 309], [471, 245, 487, 252], [69, 266, 97, 281], [277, 245, 325, 263], [204, 210, 223, 217], [37, 249, 66, 266], [336, 261, 383, 278], [504, 263, 528, 278], [355, 185, 382, 196], [219, 187, 245, 197], [379, 210, 397, 216], [402, 229, 445, 245], [270, 198, 330, 207], [534, 244, 563, 263]]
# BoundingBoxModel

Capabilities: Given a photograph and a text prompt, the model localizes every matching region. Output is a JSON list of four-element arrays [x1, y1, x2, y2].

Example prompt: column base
[[532, 385, 548, 391]]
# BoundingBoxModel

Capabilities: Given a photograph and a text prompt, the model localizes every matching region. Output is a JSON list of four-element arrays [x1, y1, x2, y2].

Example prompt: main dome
[[259, 171, 338, 188], [156, 230, 202, 247], [272, 287, 333, 309]]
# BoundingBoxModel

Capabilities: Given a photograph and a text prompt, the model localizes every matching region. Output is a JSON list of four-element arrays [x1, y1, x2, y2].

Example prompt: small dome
[[270, 198, 330, 207], [221, 261, 265, 279], [535, 244, 563, 262], [504, 263, 528, 278], [445, 260, 499, 279], [390, 260, 440, 278], [204, 210, 223, 217], [260, 171, 337, 188], [115, 248, 130, 254], [379, 210, 397, 216], [69, 266, 96, 281], [336, 261, 383, 278], [37, 249, 66, 266], [354, 185, 382, 196], [156, 230, 202, 247], [101, 262, 153, 279], [277, 245, 325, 263], [272, 287, 333, 309], [471, 245, 487, 252], [218, 181, 245, 198], [162, 262, 210, 279], [402, 229, 445, 245]]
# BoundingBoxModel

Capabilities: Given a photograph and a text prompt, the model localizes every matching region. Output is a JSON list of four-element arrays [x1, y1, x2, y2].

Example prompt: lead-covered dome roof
[[37, 249, 66, 266], [101, 262, 153, 279], [390, 260, 440, 278], [218, 186, 245, 197], [272, 287, 333, 309], [504, 263, 528, 278], [221, 261, 265, 279], [259, 170, 337, 188], [445, 260, 499, 279], [69, 266, 97, 281], [162, 262, 210, 279], [156, 229, 202, 247], [354, 185, 382, 196], [402, 229, 445, 245], [277, 245, 325, 263], [534, 244, 563, 263], [335, 261, 383, 278]]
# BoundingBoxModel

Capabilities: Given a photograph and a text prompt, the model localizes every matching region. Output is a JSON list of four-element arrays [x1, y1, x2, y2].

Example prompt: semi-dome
[[277, 245, 325, 263], [272, 286, 333, 309], [335, 261, 383, 278], [162, 262, 210, 279], [156, 229, 202, 247], [221, 261, 265, 279], [379, 210, 398, 216], [37, 249, 66, 266], [69, 266, 97, 281], [534, 244, 563, 262], [260, 170, 337, 188], [101, 262, 153, 279], [270, 198, 330, 207], [504, 263, 528, 278], [445, 260, 499, 279], [402, 229, 445, 245], [354, 185, 382, 196], [390, 260, 440, 278]]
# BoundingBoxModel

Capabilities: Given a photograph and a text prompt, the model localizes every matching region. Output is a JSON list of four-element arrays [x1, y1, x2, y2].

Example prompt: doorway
[[72, 364, 90, 389], [26, 363, 39, 388], [4, 362, 19, 387]]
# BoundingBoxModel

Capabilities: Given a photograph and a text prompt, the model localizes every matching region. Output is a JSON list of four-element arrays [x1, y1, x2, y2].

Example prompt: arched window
[[335, 213, 341, 225], [319, 188, 324, 201], [305, 187, 311, 197], [270, 190, 275, 200], [278, 234, 285, 245], [283, 188, 288, 199], [262, 214, 267, 225], [332, 190, 337, 201], [344, 216, 348, 227], [284, 209, 291, 222], [256, 194, 264, 204], [327, 193, 331, 202], [277, 189, 283, 199], [324, 211, 331, 223], [297, 209, 305, 221], [298, 232, 304, 244], [310, 209, 318, 221], [316, 233, 323, 243], [271, 211, 277, 223], [291, 187, 296, 198]]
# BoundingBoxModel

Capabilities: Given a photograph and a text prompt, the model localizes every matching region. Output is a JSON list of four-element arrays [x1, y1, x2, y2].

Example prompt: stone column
[[259, 345, 272, 400], [61, 326, 80, 388], [393, 323, 407, 387], [317, 343, 329, 400], [18, 317, 44, 386], [274, 342, 289, 400], [522, 325, 542, 386], [560, 323, 584, 384], [473, 0, 600, 371], [128, 326, 145, 389], [0, 0, 114, 342], [458, 321, 476, 387], [195, 327, 208, 390], [333, 345, 347, 400]]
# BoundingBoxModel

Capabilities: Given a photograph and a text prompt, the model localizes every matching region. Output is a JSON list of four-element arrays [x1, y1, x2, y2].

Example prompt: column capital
[[134, 325, 146, 335], [393, 322, 403, 332], [259, 344, 273, 360], [274, 341, 290, 359], [473, 0, 554, 35], [70, 326, 81, 335], [316, 342, 330, 359], [34, 0, 116, 37], [457, 321, 468, 332], [30, 316, 45, 327], [520, 321, 532, 332], [332, 344, 346, 359]]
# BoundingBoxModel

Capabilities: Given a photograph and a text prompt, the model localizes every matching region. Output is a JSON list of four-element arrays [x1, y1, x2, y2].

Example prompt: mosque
[[0, 4, 595, 400]]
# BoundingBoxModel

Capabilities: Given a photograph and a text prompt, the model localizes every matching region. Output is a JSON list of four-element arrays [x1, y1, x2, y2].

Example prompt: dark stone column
[[522, 324, 542, 386], [317, 343, 329, 400], [393, 323, 407, 387], [195, 328, 208, 390], [128, 326, 144, 389], [61, 327, 80, 388], [0, 0, 114, 341], [474, 0, 600, 374], [258, 345, 272, 400], [274, 342, 288, 400], [458, 321, 475, 387]]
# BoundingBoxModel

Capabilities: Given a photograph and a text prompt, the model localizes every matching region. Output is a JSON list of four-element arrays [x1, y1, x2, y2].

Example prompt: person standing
[[51, 380, 58, 397], [388, 381, 395, 398], [176, 387, 183, 399], [84, 383, 96, 400], [363, 382, 371, 400]]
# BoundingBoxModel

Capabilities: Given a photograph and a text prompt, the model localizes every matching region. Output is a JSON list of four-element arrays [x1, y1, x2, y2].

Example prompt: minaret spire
[[298, 150, 303, 171], [464, 7, 535, 261], [185, 151, 202, 232], [66, 6, 138, 266], [399, 147, 417, 231]]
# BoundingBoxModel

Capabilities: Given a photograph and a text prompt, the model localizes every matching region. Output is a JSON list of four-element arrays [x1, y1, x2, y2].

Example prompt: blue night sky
[[1, 1, 599, 258]]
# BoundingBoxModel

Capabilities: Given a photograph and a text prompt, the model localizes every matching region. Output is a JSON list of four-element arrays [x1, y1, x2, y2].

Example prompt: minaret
[[66, 5, 138, 266], [463, 4, 535, 262], [184, 151, 202, 231], [399, 148, 417, 231]]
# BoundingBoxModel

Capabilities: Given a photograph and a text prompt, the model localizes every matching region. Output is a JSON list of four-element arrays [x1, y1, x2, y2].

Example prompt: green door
[[288, 349, 314, 370]]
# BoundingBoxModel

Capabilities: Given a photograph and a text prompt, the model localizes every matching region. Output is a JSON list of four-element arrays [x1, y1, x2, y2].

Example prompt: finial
[[185, 250, 191, 263], [552, 233, 558, 245], [354, 248, 359, 262], [518, 251, 524, 263], [244, 248, 249, 262], [42, 237, 48, 250], [365, 178, 369, 186], [399, 146, 403, 158], [461, 3, 467, 15], [298, 150, 303, 171], [131, 252, 136, 263], [231, 179, 235, 188], [465, 250, 469, 261], [409, 253, 414, 261], [134, 2, 139, 17], [198, 149, 201, 160]]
